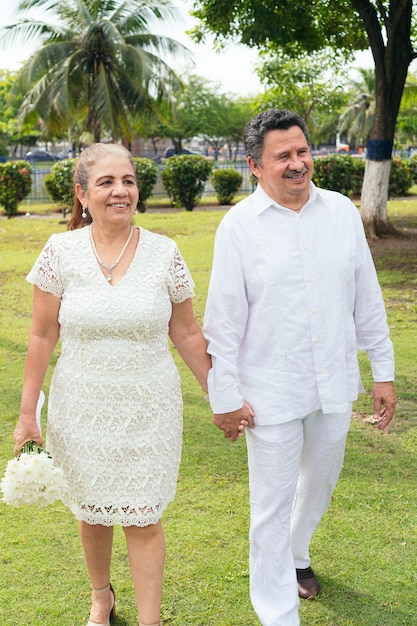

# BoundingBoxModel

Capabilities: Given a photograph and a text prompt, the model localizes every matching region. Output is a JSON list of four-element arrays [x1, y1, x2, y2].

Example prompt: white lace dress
[[27, 225, 194, 526]]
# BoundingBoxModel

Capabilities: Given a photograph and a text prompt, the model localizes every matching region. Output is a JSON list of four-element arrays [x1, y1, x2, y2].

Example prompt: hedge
[[210, 168, 243, 205], [161, 155, 213, 211], [132, 157, 158, 212], [313, 154, 413, 198], [0, 160, 32, 218]]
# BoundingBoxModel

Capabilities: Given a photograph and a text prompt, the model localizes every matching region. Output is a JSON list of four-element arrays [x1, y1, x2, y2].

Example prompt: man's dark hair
[[244, 109, 309, 166]]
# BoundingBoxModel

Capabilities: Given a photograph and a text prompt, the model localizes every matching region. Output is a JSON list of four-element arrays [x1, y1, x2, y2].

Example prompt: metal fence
[[21, 166, 54, 205], [22, 161, 255, 206]]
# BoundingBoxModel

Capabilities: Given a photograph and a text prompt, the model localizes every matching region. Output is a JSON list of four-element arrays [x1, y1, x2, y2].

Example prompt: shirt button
[[314, 338, 320, 344], [311, 309, 318, 314], [318, 368, 324, 374]]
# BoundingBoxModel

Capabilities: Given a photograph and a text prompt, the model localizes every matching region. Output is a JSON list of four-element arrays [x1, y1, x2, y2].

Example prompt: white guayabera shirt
[[203, 183, 394, 424]]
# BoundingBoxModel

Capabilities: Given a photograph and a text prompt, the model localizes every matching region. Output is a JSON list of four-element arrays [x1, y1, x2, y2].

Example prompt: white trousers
[[245, 407, 352, 626]]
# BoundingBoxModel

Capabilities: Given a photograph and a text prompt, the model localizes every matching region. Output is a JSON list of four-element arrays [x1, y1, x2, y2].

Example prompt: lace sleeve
[[168, 246, 195, 303], [26, 235, 63, 298]]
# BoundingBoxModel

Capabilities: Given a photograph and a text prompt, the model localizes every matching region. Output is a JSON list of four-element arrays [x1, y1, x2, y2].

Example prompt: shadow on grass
[[306, 576, 412, 626]]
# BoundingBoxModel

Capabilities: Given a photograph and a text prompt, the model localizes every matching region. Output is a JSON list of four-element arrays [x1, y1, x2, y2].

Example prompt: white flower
[[0, 441, 68, 508]]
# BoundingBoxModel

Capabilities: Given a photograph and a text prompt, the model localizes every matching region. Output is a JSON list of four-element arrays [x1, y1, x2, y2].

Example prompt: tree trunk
[[351, 0, 415, 237], [360, 159, 397, 238]]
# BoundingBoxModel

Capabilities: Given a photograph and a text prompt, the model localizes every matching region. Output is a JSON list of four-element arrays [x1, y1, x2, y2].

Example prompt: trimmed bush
[[389, 157, 413, 197], [407, 153, 417, 185], [132, 157, 158, 212], [44, 158, 76, 215], [43, 173, 60, 204], [210, 168, 243, 205], [313, 154, 357, 196], [161, 155, 212, 211], [0, 160, 32, 218], [313, 154, 413, 198], [351, 158, 365, 196]]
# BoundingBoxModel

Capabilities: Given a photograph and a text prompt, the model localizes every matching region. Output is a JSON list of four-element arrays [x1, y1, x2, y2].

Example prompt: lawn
[[0, 204, 416, 625]]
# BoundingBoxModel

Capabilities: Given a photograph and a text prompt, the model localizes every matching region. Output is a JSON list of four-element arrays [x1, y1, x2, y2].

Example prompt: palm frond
[[5, 0, 188, 141]]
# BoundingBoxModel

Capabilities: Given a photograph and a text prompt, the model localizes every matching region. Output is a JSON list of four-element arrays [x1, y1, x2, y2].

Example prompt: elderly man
[[203, 109, 395, 626]]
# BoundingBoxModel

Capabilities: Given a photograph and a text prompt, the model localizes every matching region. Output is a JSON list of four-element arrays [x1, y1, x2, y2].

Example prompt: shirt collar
[[253, 181, 318, 215]]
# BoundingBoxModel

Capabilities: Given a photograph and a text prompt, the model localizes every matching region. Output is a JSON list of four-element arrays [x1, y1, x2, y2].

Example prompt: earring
[[82, 206, 87, 218]]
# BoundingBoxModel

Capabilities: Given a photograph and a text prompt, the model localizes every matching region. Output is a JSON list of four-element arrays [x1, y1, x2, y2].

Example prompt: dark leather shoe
[[296, 566, 320, 599]]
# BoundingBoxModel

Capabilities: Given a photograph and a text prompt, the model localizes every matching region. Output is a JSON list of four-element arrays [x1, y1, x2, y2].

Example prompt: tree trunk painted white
[[360, 159, 393, 238]]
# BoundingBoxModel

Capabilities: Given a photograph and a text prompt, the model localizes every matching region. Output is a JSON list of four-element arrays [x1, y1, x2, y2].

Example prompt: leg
[[246, 420, 303, 626], [291, 407, 352, 569], [123, 520, 165, 625], [79, 521, 115, 624]]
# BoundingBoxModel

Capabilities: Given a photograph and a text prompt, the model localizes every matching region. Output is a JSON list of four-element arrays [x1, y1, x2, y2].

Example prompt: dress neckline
[[87, 224, 141, 287]]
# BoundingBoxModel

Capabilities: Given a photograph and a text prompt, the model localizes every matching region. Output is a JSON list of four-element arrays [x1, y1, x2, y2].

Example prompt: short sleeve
[[26, 235, 63, 298], [168, 246, 195, 303]]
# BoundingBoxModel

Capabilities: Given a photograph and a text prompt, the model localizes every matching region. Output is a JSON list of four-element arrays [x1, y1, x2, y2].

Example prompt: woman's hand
[[14, 417, 43, 457], [237, 401, 255, 437]]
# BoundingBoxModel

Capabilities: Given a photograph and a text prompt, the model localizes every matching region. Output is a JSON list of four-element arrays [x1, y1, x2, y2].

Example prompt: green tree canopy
[[157, 74, 209, 151], [0, 70, 40, 156], [254, 49, 350, 146], [191, 0, 417, 237], [191, 0, 367, 53], [338, 68, 376, 149], [157, 75, 254, 159], [2, 0, 191, 142], [396, 72, 417, 148]]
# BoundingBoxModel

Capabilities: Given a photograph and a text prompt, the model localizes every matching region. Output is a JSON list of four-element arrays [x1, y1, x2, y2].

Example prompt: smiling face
[[248, 125, 314, 211], [75, 155, 138, 229]]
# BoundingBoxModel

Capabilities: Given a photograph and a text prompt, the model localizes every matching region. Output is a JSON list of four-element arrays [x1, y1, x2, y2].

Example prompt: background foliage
[[0, 160, 32, 217], [313, 154, 414, 198], [44, 159, 76, 215], [161, 155, 213, 210], [133, 157, 159, 212], [210, 167, 243, 205]]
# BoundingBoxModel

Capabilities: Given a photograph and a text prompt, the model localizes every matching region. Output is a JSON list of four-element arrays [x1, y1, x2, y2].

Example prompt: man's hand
[[373, 381, 396, 431], [213, 401, 255, 442]]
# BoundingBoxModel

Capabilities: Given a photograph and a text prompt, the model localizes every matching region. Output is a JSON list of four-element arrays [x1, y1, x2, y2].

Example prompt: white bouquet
[[1, 441, 68, 507], [1, 391, 68, 507]]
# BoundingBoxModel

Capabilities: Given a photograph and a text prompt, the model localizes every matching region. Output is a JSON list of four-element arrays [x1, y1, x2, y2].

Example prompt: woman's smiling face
[[76, 155, 138, 227]]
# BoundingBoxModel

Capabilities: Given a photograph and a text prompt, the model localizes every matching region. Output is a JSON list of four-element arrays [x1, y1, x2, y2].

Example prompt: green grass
[[0, 205, 416, 625]]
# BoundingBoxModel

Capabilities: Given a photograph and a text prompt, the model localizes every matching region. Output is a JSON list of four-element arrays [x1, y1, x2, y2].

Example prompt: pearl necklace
[[89, 225, 134, 282]]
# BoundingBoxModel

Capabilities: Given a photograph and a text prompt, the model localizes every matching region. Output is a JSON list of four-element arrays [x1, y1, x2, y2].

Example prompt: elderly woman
[[13, 143, 212, 626]]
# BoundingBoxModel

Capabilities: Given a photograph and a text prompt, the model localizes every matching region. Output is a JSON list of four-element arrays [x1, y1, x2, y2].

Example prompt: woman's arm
[[169, 299, 211, 393], [14, 286, 61, 455]]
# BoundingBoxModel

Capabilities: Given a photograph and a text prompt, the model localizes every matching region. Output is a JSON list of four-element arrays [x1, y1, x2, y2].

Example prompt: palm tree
[[396, 72, 417, 148], [338, 68, 375, 149], [2, 0, 191, 142]]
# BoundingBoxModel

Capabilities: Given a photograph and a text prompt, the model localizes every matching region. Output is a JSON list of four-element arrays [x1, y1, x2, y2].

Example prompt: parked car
[[57, 149, 76, 159], [24, 149, 60, 162], [163, 146, 204, 159]]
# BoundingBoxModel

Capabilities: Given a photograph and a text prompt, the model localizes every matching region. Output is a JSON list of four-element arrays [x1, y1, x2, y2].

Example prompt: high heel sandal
[[87, 583, 116, 626]]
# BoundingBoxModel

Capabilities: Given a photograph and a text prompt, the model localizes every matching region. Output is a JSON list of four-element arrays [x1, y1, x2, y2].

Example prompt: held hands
[[373, 381, 396, 431], [213, 401, 255, 442], [13, 417, 44, 457]]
